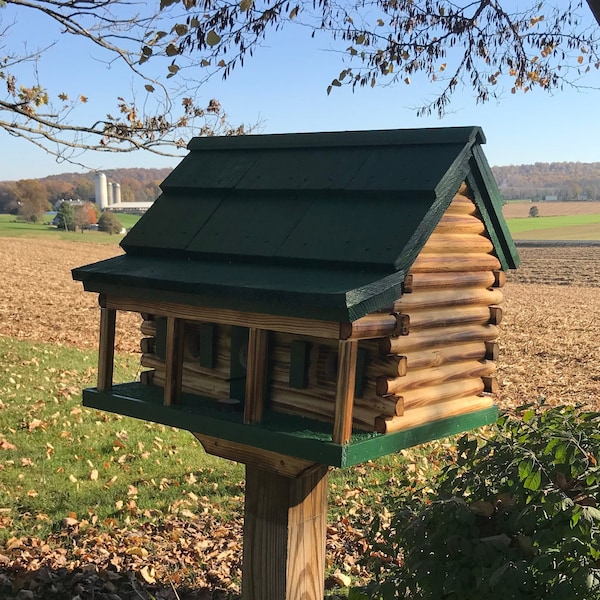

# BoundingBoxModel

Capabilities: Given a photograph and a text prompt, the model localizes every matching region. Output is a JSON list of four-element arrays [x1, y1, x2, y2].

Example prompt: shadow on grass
[[0, 564, 239, 600]]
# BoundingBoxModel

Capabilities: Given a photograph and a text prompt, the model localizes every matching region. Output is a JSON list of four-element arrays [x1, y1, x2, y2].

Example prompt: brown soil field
[[502, 201, 600, 219], [2, 237, 600, 412]]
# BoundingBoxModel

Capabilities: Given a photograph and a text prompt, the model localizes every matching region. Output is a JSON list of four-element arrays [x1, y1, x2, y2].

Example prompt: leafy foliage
[[2, 0, 600, 166], [55, 201, 76, 231], [2, 1, 246, 166], [358, 403, 600, 600], [493, 162, 600, 201], [98, 211, 123, 235], [162, 0, 600, 116], [74, 202, 98, 232], [14, 180, 50, 223]]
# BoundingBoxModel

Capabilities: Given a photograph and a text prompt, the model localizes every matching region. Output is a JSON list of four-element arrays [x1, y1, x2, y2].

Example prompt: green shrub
[[55, 201, 76, 231], [98, 210, 123, 234], [355, 403, 600, 600]]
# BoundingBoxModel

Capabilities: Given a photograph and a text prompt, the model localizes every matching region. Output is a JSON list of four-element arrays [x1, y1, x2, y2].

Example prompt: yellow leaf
[[0, 439, 17, 450], [578, 55, 584, 64], [331, 570, 352, 587], [69, 474, 78, 483], [239, 0, 253, 11], [126, 546, 149, 558], [140, 566, 156, 584], [28, 418, 44, 432], [90, 469, 99, 481]]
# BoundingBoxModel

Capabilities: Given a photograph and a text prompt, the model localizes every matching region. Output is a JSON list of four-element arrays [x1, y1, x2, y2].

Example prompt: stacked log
[[373, 188, 501, 432], [137, 184, 503, 434]]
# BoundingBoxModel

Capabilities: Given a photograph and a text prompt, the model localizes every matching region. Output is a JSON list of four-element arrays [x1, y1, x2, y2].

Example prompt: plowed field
[[1, 238, 599, 412]]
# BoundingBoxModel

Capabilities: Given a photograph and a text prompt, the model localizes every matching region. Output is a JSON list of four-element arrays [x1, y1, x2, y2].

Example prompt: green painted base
[[83, 383, 498, 468]]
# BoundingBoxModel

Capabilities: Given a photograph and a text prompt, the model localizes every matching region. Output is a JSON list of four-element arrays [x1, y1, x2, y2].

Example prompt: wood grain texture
[[193, 434, 320, 478], [164, 317, 185, 406], [409, 253, 502, 273], [399, 378, 486, 412], [244, 328, 270, 424], [381, 324, 499, 355], [105, 295, 342, 339], [332, 340, 358, 444], [377, 359, 496, 396], [375, 395, 494, 433], [340, 313, 405, 340], [493, 270, 507, 288], [404, 304, 494, 330], [390, 286, 503, 312], [434, 213, 486, 234], [242, 466, 328, 600], [419, 233, 494, 255], [444, 193, 478, 215], [97, 307, 116, 391], [399, 341, 488, 371], [403, 271, 497, 291]]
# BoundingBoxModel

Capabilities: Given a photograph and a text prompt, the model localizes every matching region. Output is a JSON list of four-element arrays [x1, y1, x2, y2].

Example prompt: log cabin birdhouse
[[73, 126, 518, 472], [73, 127, 519, 600]]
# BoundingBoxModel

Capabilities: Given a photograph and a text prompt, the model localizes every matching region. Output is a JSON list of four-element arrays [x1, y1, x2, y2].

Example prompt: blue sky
[[2, 3, 600, 181]]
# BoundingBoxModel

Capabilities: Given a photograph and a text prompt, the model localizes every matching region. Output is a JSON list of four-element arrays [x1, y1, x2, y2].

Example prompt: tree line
[[0, 168, 171, 218], [492, 162, 600, 201]]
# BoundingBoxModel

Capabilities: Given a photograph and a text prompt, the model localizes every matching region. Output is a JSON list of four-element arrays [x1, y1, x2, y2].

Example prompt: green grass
[[0, 335, 445, 546], [0, 336, 246, 542], [0, 213, 141, 244], [506, 214, 600, 240]]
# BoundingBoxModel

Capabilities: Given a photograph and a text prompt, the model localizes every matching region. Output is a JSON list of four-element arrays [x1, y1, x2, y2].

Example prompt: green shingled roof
[[72, 127, 519, 322]]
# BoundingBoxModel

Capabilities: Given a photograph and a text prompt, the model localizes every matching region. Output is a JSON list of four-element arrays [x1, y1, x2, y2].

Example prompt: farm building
[[72, 126, 519, 469]]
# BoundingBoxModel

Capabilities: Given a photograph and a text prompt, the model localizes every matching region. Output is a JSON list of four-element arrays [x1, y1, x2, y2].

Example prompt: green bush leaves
[[360, 403, 600, 599]]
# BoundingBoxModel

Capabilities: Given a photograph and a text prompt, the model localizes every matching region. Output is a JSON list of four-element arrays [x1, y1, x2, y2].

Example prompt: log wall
[[138, 186, 502, 434]]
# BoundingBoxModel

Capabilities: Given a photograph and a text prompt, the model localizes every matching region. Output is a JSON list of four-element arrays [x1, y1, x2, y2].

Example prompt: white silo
[[106, 181, 114, 206], [113, 182, 122, 205], [94, 172, 108, 210]]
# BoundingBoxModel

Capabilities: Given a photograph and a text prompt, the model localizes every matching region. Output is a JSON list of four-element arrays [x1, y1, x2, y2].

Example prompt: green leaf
[[518, 459, 533, 481], [524, 469, 542, 491], [523, 408, 535, 422]]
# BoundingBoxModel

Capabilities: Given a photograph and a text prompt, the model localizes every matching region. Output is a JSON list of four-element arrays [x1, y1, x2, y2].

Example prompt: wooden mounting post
[[242, 466, 329, 600], [97, 306, 116, 392]]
